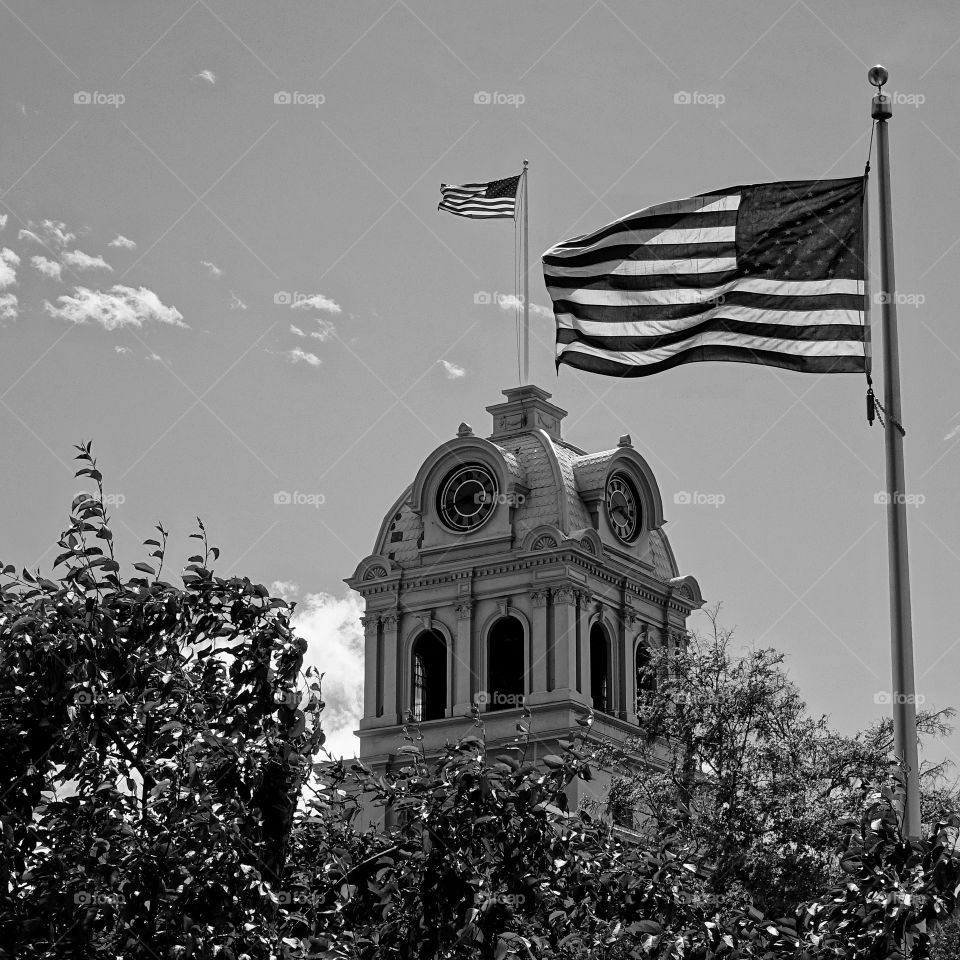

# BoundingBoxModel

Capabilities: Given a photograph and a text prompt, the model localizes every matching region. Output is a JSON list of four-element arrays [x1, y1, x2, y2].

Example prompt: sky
[[1, 0, 959, 769]]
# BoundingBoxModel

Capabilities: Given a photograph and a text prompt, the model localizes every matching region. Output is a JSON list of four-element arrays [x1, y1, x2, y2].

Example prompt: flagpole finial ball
[[868, 65, 888, 88]]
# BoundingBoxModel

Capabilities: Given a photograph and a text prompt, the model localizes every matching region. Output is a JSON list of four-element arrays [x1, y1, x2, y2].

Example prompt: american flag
[[438, 174, 520, 219], [542, 177, 867, 377]]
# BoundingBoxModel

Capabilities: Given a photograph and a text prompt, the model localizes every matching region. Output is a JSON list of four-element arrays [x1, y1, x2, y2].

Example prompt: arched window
[[589, 623, 609, 713], [487, 616, 524, 711], [411, 631, 446, 722], [635, 638, 657, 715]]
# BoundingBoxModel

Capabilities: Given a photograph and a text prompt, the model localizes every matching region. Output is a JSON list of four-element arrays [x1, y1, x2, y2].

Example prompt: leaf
[[133, 563, 156, 575]]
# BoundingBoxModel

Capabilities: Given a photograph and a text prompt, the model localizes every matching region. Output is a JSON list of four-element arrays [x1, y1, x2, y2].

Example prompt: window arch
[[411, 630, 446, 722], [589, 623, 610, 713], [487, 616, 525, 711]]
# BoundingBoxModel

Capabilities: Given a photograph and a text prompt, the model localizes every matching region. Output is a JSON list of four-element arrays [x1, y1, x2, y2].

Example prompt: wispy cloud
[[290, 294, 341, 314], [289, 324, 305, 337], [0, 248, 20, 289], [0, 214, 7, 231], [19, 219, 76, 249], [108, 234, 137, 250], [497, 293, 553, 319], [114, 345, 131, 355], [311, 319, 336, 341], [62, 249, 113, 272], [286, 346, 321, 367], [201, 260, 223, 278], [44, 285, 186, 331], [0, 293, 17, 323], [31, 255, 62, 281], [196, 69, 217, 85], [439, 359, 466, 379], [229, 291, 247, 311], [277, 584, 364, 760]]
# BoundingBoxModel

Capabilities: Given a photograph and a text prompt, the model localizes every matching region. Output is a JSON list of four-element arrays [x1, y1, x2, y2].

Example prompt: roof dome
[[357, 386, 699, 596]]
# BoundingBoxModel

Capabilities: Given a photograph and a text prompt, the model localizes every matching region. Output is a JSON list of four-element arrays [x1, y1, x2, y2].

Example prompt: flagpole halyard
[[522, 159, 530, 385], [870, 64, 922, 839]]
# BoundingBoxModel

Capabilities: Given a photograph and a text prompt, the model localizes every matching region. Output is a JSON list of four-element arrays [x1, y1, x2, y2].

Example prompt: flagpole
[[522, 159, 530, 384], [869, 64, 921, 839]]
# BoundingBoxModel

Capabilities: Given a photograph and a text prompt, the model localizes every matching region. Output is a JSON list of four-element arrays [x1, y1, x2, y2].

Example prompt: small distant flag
[[543, 177, 867, 377], [439, 174, 521, 219]]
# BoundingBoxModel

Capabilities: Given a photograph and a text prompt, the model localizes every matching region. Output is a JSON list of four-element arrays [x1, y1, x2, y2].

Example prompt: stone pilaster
[[453, 600, 474, 714], [361, 613, 380, 719], [381, 611, 399, 724]]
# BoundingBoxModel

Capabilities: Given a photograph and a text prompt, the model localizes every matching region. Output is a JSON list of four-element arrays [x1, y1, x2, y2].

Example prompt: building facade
[[345, 384, 703, 814]]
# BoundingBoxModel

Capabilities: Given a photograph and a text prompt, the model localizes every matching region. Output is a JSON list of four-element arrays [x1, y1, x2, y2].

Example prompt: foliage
[[1, 447, 960, 959], [599, 606, 959, 921]]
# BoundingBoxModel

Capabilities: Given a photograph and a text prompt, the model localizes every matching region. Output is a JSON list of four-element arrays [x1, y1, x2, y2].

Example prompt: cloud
[[114, 345, 131, 355], [0, 293, 17, 322], [0, 214, 7, 231], [196, 69, 217, 85], [289, 324, 305, 337], [439, 359, 465, 379], [108, 234, 137, 250], [0, 248, 20, 289], [18, 220, 76, 249], [201, 260, 223, 278], [291, 294, 341, 314], [497, 294, 553, 319], [287, 346, 321, 367], [62, 249, 113, 272], [945, 423, 960, 442], [31, 255, 62, 281], [44, 285, 187, 331], [281, 586, 364, 760], [229, 291, 247, 311], [310, 319, 336, 341]]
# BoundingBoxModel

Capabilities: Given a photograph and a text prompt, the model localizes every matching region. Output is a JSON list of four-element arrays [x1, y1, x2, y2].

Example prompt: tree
[[597, 606, 958, 919], [0, 443, 326, 958]]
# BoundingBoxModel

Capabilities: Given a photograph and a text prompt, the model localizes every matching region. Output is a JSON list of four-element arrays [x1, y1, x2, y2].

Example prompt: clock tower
[[345, 384, 703, 817]]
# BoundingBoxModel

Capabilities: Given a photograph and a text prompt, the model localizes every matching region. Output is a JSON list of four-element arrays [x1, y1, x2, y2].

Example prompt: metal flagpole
[[522, 159, 530, 385], [869, 64, 922, 838]]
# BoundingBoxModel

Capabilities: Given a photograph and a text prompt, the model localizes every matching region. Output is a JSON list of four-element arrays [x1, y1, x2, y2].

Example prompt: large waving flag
[[439, 174, 520, 220], [542, 177, 867, 377]]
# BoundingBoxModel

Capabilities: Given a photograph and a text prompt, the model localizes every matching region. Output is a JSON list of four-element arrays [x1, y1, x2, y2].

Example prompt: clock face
[[437, 464, 498, 532], [605, 473, 640, 543]]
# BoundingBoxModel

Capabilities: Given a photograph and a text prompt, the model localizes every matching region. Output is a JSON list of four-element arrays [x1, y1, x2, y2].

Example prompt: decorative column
[[624, 612, 642, 725], [577, 591, 592, 703], [551, 585, 582, 700], [453, 600, 474, 715], [526, 588, 550, 705], [361, 613, 380, 720], [381, 611, 399, 724]]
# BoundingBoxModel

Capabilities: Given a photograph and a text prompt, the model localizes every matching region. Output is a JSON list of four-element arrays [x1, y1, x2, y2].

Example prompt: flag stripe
[[543, 176, 866, 378], [558, 344, 866, 377], [547, 276, 863, 306], [552, 293, 863, 324]]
